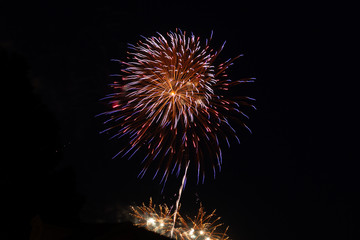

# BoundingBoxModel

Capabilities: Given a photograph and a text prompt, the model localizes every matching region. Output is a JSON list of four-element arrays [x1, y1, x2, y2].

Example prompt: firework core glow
[[101, 29, 255, 184]]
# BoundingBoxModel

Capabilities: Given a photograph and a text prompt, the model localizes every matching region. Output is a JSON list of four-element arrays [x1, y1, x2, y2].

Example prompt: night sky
[[1, 1, 356, 240]]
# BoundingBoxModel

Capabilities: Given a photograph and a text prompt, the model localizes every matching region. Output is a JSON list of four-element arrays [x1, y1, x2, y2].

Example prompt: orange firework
[[130, 198, 230, 240], [177, 205, 230, 240], [101, 29, 255, 183], [130, 198, 180, 238]]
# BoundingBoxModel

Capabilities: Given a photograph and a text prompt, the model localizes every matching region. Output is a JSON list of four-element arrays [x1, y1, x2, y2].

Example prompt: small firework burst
[[130, 199, 230, 240], [178, 205, 229, 240], [101, 29, 255, 183], [130, 198, 179, 237]]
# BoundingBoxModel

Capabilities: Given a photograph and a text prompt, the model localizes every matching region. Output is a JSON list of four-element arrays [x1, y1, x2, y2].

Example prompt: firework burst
[[101, 29, 255, 183], [130, 198, 230, 240], [130, 198, 177, 237], [177, 205, 229, 240]]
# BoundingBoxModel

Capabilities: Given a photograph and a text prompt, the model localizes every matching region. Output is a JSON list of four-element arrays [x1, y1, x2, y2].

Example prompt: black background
[[1, 1, 357, 239]]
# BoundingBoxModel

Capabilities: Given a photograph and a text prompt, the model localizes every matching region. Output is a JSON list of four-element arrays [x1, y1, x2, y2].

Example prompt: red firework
[[101, 29, 255, 183]]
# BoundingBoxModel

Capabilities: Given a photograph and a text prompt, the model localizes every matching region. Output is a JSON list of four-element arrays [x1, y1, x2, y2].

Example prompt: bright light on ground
[[147, 218, 155, 225]]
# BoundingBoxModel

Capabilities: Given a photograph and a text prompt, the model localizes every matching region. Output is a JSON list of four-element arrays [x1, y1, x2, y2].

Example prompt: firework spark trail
[[171, 160, 190, 238]]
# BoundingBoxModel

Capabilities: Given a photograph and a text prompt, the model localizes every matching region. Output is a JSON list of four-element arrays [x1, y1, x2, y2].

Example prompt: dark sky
[[1, 1, 357, 240]]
